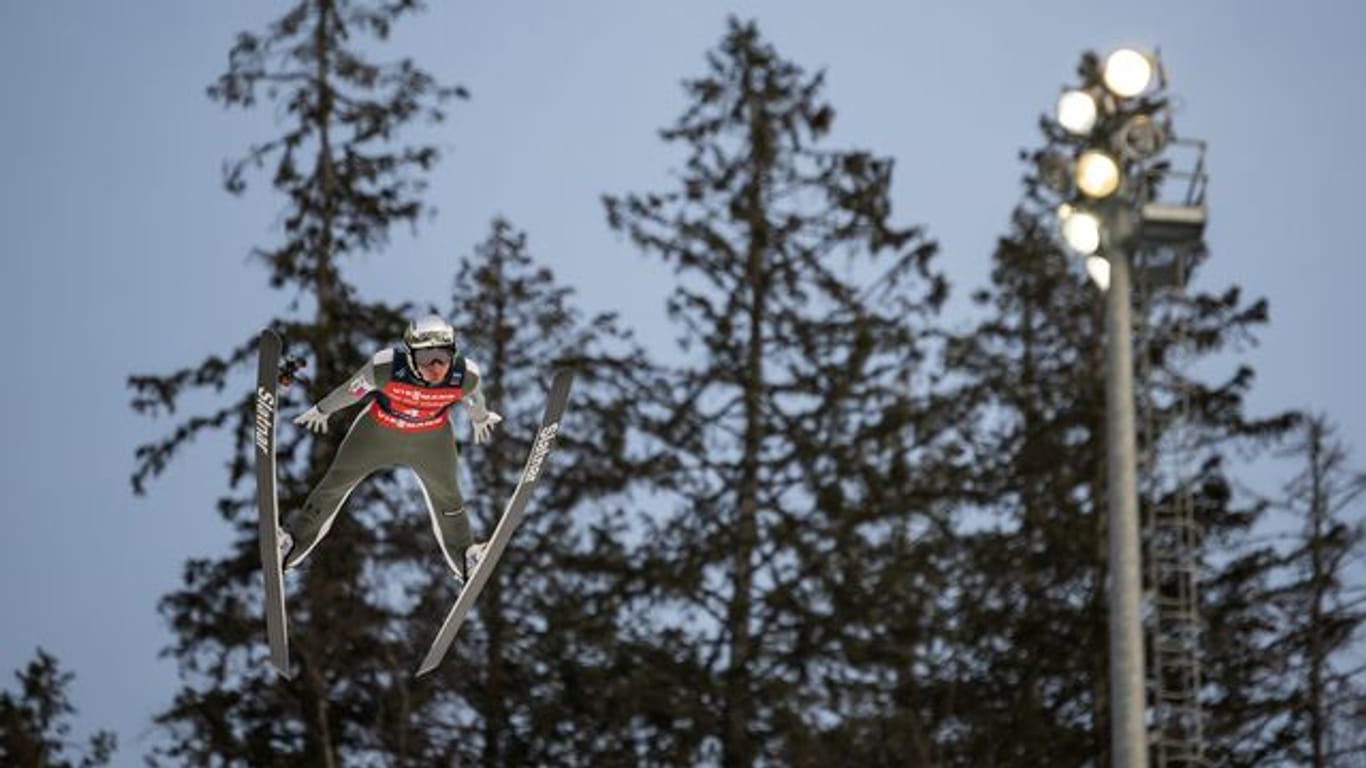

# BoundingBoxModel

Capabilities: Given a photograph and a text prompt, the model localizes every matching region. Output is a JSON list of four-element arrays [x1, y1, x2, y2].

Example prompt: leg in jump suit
[[403, 425, 472, 576], [284, 412, 395, 569], [284, 411, 471, 576]]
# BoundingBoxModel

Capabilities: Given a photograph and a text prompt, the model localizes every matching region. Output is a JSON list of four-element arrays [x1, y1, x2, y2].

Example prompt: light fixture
[[1103, 48, 1155, 98], [1038, 151, 1073, 193], [1056, 89, 1098, 135], [1114, 113, 1166, 160], [1075, 150, 1121, 198], [1060, 209, 1101, 255], [1084, 255, 1112, 290]]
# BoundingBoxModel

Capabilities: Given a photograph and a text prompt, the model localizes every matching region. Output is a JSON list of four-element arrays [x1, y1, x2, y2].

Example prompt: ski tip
[[259, 328, 284, 349], [550, 369, 574, 398], [414, 662, 438, 679], [270, 662, 294, 681]]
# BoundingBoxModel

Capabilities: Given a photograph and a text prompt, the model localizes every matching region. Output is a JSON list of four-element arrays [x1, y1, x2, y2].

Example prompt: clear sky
[[2, 1, 1363, 762]]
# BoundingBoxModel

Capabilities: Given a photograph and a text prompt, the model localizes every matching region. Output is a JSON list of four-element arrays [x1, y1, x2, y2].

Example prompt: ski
[[254, 329, 292, 679], [416, 369, 574, 678]]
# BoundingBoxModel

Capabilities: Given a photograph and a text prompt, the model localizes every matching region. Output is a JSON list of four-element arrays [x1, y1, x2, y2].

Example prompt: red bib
[[369, 350, 467, 432]]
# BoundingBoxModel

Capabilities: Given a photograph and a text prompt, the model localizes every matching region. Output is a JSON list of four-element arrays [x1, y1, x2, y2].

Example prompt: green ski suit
[[283, 347, 490, 577]]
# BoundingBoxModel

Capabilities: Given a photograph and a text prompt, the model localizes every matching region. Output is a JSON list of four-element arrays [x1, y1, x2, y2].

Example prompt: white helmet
[[403, 314, 457, 371]]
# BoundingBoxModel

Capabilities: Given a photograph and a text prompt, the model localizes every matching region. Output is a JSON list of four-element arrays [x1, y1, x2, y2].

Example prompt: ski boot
[[454, 542, 488, 590], [278, 528, 295, 570]]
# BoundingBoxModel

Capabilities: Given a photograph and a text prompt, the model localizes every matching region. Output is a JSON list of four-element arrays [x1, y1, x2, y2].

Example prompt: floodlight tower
[[1040, 47, 1209, 768]]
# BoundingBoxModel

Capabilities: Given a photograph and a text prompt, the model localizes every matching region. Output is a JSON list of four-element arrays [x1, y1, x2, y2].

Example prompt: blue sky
[[2, 1, 1363, 762]]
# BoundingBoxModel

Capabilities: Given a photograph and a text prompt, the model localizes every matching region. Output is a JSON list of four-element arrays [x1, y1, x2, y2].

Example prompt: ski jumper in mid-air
[[278, 314, 502, 585]]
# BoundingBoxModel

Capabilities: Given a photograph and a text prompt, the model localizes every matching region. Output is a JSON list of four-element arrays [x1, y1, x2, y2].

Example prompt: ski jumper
[[283, 348, 485, 576]]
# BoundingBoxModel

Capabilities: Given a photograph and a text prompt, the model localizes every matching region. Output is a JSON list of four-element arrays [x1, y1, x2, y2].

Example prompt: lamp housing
[[1060, 209, 1102, 255], [1075, 150, 1122, 198], [1103, 48, 1157, 98], [1057, 89, 1099, 135]]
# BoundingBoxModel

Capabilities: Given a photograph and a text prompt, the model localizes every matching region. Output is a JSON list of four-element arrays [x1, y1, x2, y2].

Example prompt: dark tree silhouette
[[1205, 415, 1366, 767], [606, 17, 952, 766], [0, 649, 115, 768], [128, 2, 466, 764], [407, 218, 674, 765]]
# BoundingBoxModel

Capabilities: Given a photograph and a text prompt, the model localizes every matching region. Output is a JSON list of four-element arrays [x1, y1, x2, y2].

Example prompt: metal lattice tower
[[1134, 138, 1209, 768], [1148, 480, 1206, 768]]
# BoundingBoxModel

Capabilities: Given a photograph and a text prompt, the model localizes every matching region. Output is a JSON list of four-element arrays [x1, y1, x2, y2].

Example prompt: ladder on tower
[[1133, 139, 1211, 765], [1147, 482, 1207, 768]]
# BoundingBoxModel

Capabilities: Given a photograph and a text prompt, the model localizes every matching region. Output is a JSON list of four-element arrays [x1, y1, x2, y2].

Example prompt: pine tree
[[128, 2, 464, 764], [1204, 415, 1366, 766], [933, 210, 1111, 765], [0, 649, 115, 768], [412, 218, 674, 765], [605, 18, 950, 765]]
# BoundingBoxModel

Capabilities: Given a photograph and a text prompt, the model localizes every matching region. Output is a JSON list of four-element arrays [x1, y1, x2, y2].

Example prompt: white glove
[[293, 405, 329, 435], [471, 410, 502, 445]]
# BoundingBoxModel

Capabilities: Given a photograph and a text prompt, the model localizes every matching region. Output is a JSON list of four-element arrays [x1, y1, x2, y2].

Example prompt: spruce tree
[[128, 2, 464, 763], [414, 218, 671, 765], [1204, 415, 1366, 766], [936, 210, 1111, 765], [605, 18, 949, 765], [0, 649, 115, 768]]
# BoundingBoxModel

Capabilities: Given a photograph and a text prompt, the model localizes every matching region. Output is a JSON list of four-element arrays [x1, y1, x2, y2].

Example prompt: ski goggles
[[413, 347, 454, 367]]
